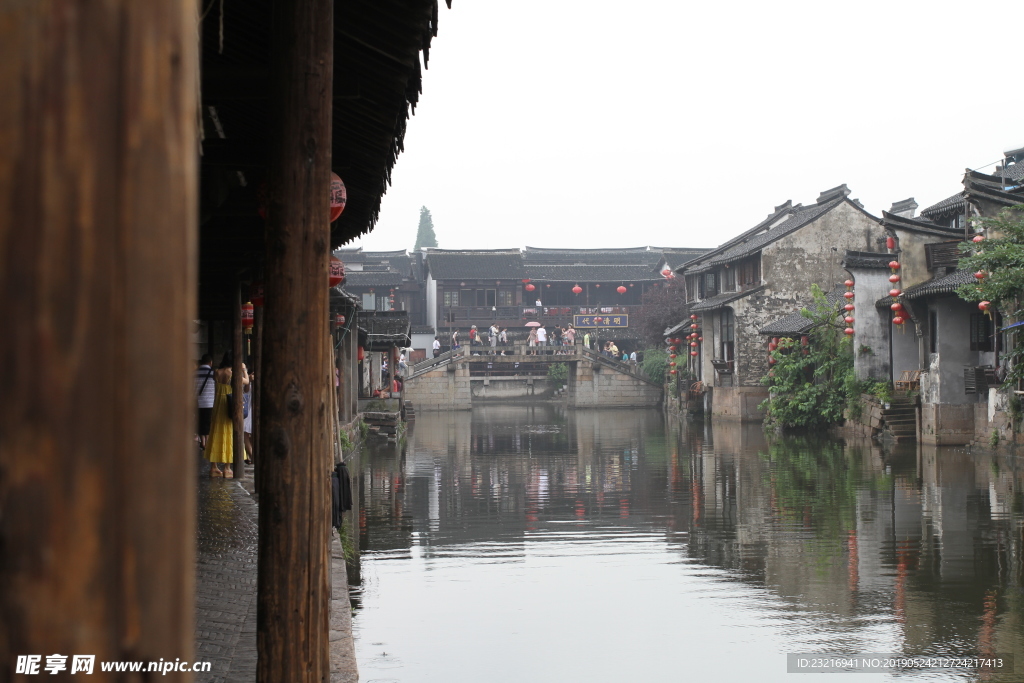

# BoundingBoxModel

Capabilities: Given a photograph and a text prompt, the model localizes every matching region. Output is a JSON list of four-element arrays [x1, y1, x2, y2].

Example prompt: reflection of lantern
[[251, 281, 264, 307], [330, 172, 347, 222], [844, 327, 855, 335], [669, 369, 677, 375], [242, 302, 254, 333], [329, 256, 344, 288], [886, 236, 895, 250], [844, 303, 854, 312], [617, 285, 627, 294], [572, 285, 583, 295], [892, 316, 904, 325], [843, 291, 854, 300], [525, 283, 535, 292], [889, 289, 901, 298]]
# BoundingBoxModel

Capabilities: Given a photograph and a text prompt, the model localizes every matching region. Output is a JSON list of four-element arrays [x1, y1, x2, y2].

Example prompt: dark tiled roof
[[920, 192, 966, 218], [661, 248, 713, 269], [522, 247, 663, 267], [684, 197, 858, 274], [357, 310, 411, 343], [843, 250, 891, 269], [996, 163, 1024, 184], [523, 263, 663, 282], [690, 285, 765, 312], [874, 269, 977, 307], [343, 270, 407, 288], [881, 211, 963, 237], [760, 289, 842, 335], [963, 169, 1024, 210], [426, 250, 524, 280]]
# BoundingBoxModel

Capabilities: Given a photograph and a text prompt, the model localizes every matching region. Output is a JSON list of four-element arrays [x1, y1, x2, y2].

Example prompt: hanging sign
[[330, 173, 347, 222]]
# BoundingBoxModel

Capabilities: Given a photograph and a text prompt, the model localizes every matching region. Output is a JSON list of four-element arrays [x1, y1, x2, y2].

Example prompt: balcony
[[440, 305, 640, 322]]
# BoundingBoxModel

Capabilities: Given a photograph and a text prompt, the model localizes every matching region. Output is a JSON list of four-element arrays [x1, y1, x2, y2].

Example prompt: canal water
[[350, 406, 1024, 682]]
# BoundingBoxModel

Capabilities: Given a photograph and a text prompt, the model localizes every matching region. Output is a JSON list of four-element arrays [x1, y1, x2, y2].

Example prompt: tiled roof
[[874, 269, 976, 307], [523, 263, 663, 282], [684, 196, 858, 274], [357, 310, 411, 343], [998, 163, 1024, 183], [920, 192, 965, 218], [843, 250, 891, 269], [690, 285, 765, 312], [343, 270, 407, 288], [963, 169, 1024, 209], [760, 289, 842, 335], [522, 246, 663, 267], [425, 250, 524, 280], [881, 211, 963, 237]]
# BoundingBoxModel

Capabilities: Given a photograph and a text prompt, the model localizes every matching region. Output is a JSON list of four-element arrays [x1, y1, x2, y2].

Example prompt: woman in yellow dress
[[206, 352, 239, 478]]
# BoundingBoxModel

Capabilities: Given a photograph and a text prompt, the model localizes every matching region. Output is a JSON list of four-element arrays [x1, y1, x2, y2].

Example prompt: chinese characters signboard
[[573, 314, 628, 328]]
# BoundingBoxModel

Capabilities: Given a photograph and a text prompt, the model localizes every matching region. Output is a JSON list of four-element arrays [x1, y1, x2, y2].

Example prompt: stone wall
[[709, 385, 769, 422], [402, 362, 472, 410], [572, 361, 663, 408], [920, 403, 975, 445]]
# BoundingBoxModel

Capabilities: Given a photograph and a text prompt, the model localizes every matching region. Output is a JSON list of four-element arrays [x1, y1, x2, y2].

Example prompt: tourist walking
[[207, 352, 245, 478], [195, 354, 215, 450], [451, 329, 460, 350], [489, 324, 499, 350], [469, 325, 479, 346], [433, 336, 441, 357], [536, 325, 547, 348], [528, 328, 538, 350]]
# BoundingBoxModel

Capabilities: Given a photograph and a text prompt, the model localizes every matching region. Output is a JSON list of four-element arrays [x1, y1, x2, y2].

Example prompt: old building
[[680, 184, 885, 421]]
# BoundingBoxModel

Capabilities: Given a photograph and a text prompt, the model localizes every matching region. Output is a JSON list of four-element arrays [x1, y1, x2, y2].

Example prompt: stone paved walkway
[[194, 457, 358, 682]]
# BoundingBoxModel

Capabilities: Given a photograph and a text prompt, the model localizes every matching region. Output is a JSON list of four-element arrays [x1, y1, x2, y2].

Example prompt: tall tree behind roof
[[414, 206, 438, 250]]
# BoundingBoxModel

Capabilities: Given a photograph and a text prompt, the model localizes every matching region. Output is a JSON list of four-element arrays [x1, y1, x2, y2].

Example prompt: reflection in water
[[352, 406, 1024, 682]]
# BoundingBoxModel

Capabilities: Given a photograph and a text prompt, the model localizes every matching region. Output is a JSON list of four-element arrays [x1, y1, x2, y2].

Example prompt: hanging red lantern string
[[617, 285, 627, 294], [888, 260, 901, 270], [844, 303, 854, 312], [974, 271, 986, 280], [329, 255, 345, 288], [843, 291, 854, 300], [886, 235, 895, 251], [844, 279, 854, 289], [572, 284, 583, 295], [889, 288, 901, 298], [844, 327, 855, 335], [972, 234, 985, 244], [525, 283, 536, 292]]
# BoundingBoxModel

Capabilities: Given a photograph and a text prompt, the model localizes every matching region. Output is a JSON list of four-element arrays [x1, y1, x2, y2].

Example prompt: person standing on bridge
[[489, 323, 499, 351], [536, 325, 547, 349], [433, 337, 441, 358]]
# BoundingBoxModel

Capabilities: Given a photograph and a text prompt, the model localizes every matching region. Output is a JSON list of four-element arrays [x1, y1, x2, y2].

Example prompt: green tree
[[413, 206, 438, 250], [956, 205, 1024, 386], [760, 284, 858, 430]]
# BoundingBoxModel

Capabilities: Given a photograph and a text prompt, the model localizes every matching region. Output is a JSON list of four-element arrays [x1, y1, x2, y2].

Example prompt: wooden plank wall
[[0, 0, 198, 677]]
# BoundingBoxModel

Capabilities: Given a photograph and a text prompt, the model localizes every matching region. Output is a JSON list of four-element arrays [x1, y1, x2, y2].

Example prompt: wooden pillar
[[0, 0, 197, 675], [253, 305, 264, 466], [256, 0, 333, 680], [232, 281, 245, 475]]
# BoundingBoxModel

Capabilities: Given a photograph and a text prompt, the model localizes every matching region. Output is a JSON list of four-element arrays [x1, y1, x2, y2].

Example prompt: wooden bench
[[894, 370, 921, 392]]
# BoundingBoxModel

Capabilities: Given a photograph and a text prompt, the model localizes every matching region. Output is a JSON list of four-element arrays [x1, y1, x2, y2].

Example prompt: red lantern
[[572, 285, 583, 295], [769, 356, 776, 365], [844, 327, 855, 335], [675, 338, 683, 344], [844, 303, 854, 312], [889, 289, 901, 297], [690, 342, 698, 348], [886, 236, 895, 250], [594, 284, 600, 288], [843, 291, 854, 300], [662, 269, 673, 278], [617, 285, 627, 294], [772, 338, 779, 345], [690, 314, 698, 320], [979, 301, 991, 311], [800, 336, 809, 346], [698, 336, 703, 341], [669, 353, 677, 359], [690, 324, 698, 330], [889, 274, 901, 283], [888, 261, 900, 270], [892, 316, 904, 325], [357, 346, 365, 361], [241, 302, 254, 333], [690, 351, 698, 357], [844, 279, 854, 288], [844, 316, 854, 324], [330, 172, 347, 222], [336, 314, 346, 326], [251, 281, 264, 307], [974, 271, 986, 280], [522, 279, 531, 284], [972, 234, 985, 243], [669, 346, 677, 352], [890, 302, 902, 312], [669, 361, 676, 367], [329, 256, 345, 288], [669, 369, 677, 375], [525, 283, 536, 292], [768, 343, 777, 352]]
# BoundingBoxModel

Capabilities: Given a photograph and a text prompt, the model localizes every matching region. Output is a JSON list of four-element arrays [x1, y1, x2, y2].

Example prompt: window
[[928, 310, 937, 354], [722, 267, 736, 292], [686, 276, 696, 302], [700, 272, 717, 299], [361, 292, 376, 310], [443, 290, 459, 307], [970, 312, 993, 352], [740, 259, 761, 287], [720, 308, 735, 362], [498, 290, 514, 306], [475, 289, 496, 307]]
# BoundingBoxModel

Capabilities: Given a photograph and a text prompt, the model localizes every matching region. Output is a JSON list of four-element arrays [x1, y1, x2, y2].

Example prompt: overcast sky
[[346, 1, 1023, 253]]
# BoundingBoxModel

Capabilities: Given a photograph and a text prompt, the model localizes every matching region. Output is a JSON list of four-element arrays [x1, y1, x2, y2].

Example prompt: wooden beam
[[256, 0, 333, 680], [232, 281, 245, 476], [0, 0, 197, 674]]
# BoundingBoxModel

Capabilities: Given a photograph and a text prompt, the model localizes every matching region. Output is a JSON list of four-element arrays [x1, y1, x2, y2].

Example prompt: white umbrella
[[524, 321, 542, 327]]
